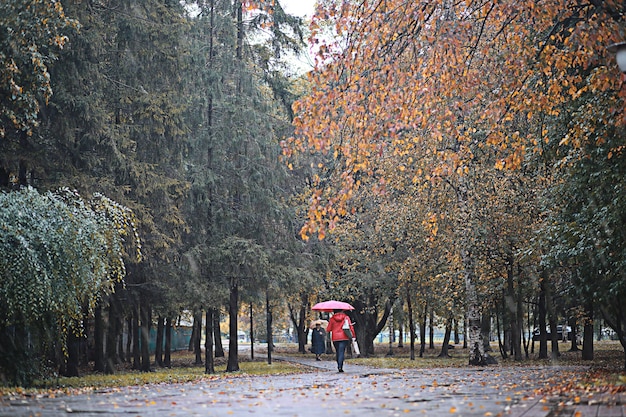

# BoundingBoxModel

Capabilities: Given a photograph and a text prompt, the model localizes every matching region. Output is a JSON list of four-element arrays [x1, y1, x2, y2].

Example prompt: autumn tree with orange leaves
[[283, 0, 626, 365]]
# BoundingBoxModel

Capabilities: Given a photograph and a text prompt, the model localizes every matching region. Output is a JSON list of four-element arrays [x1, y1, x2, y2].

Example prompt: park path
[[0, 355, 624, 416]]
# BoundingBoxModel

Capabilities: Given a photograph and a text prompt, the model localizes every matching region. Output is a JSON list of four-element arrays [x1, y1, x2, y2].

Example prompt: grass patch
[[285, 340, 626, 372], [0, 352, 308, 398], [1, 341, 624, 398]]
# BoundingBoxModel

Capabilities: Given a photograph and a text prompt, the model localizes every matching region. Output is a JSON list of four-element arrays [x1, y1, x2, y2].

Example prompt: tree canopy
[[283, 0, 626, 365], [0, 0, 78, 139]]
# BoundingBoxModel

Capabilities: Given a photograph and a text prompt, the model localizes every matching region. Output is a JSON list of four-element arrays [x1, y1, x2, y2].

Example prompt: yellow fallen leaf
[[449, 406, 457, 413], [574, 412, 582, 417]]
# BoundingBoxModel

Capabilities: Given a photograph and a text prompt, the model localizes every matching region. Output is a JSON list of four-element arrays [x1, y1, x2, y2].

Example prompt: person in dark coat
[[311, 322, 326, 361]]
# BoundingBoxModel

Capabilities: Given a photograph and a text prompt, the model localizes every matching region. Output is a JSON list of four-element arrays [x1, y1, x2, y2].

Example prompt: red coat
[[326, 312, 356, 342]]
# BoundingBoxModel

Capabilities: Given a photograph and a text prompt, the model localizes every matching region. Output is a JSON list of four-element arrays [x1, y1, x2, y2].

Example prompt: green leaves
[[0, 187, 140, 327]]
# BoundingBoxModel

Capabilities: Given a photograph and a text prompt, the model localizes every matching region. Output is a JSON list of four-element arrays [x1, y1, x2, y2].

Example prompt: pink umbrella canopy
[[312, 300, 355, 312]]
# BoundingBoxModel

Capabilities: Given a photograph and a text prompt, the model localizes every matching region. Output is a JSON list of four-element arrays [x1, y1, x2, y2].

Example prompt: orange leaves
[[282, 0, 626, 239]]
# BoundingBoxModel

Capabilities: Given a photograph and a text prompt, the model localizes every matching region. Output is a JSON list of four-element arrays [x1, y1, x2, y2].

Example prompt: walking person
[[326, 309, 356, 372], [311, 321, 326, 361]]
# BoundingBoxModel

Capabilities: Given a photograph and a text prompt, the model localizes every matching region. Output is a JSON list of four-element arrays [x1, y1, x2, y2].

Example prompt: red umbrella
[[312, 300, 355, 312]]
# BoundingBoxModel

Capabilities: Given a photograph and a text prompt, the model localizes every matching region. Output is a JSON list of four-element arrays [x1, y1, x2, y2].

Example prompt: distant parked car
[[532, 325, 572, 342]]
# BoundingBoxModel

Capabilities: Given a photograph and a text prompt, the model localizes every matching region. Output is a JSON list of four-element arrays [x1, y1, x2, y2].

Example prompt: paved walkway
[[0, 355, 623, 416]]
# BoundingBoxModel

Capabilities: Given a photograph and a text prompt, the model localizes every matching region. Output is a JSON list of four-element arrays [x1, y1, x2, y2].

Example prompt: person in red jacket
[[326, 309, 356, 372]]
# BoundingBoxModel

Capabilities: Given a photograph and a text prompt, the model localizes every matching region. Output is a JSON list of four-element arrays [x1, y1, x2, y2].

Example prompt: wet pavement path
[[1, 355, 624, 416]]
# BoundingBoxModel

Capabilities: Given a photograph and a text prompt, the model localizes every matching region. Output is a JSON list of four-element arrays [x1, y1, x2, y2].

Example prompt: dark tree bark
[[81, 315, 90, 367], [506, 257, 522, 361], [117, 314, 125, 363], [105, 301, 118, 374], [214, 311, 225, 357], [126, 317, 133, 363], [438, 317, 453, 358], [155, 316, 164, 367], [515, 266, 525, 360], [582, 298, 594, 360], [397, 297, 404, 348], [64, 325, 80, 377], [544, 275, 560, 359], [226, 281, 240, 372], [94, 304, 105, 372], [287, 292, 309, 354], [480, 310, 492, 352], [353, 297, 393, 357], [419, 302, 427, 358], [568, 316, 579, 352], [164, 317, 172, 367], [193, 310, 203, 365], [131, 305, 140, 370], [205, 309, 215, 374], [537, 286, 548, 359], [249, 303, 254, 360], [266, 292, 273, 365], [140, 300, 151, 372], [496, 304, 508, 359], [429, 308, 435, 349], [406, 286, 416, 360]]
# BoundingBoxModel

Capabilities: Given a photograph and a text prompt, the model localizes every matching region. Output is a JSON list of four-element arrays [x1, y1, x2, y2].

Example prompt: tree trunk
[[266, 291, 273, 365], [132, 306, 141, 370], [214, 311, 225, 357], [543, 273, 559, 359], [537, 286, 548, 359], [505, 257, 522, 361], [64, 324, 80, 377], [226, 282, 240, 372], [463, 313, 468, 349], [140, 300, 151, 372], [353, 297, 392, 357], [249, 303, 254, 360], [582, 298, 594, 360], [164, 317, 172, 367], [155, 316, 164, 367], [568, 316, 579, 352], [117, 315, 125, 363], [288, 292, 310, 354], [94, 304, 105, 372], [496, 306, 508, 359], [407, 286, 415, 360], [189, 314, 196, 352], [105, 301, 118, 374], [456, 179, 490, 366], [429, 308, 435, 349], [126, 317, 133, 363], [419, 302, 427, 358], [386, 309, 394, 357], [481, 311, 493, 352], [81, 315, 90, 366], [397, 297, 404, 348], [438, 317, 452, 358], [205, 309, 215, 374], [193, 310, 203, 365], [515, 267, 524, 361]]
